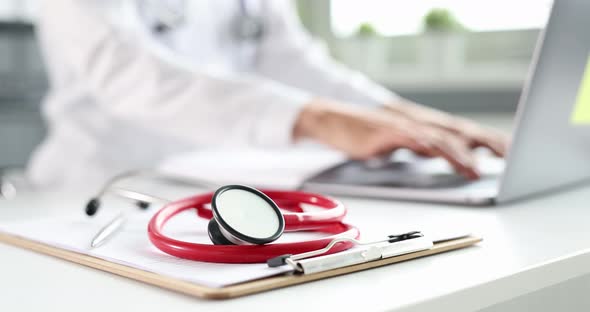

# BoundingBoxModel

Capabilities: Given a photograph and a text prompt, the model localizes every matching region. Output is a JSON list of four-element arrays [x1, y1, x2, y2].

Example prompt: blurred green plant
[[356, 22, 378, 37], [423, 8, 466, 33]]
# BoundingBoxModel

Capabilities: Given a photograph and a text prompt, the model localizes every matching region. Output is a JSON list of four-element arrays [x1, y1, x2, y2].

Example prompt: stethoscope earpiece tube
[[85, 198, 101, 216], [85, 195, 150, 216]]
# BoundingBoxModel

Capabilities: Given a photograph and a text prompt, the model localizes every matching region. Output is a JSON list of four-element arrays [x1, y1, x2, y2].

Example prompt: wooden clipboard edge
[[0, 232, 481, 300], [219, 235, 482, 299], [0, 232, 222, 299]]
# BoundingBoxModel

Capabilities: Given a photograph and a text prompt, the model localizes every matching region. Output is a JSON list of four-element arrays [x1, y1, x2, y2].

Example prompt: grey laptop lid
[[497, 0, 590, 203]]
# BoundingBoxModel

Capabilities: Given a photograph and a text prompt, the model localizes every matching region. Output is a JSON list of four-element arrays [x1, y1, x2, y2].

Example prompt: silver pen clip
[[267, 231, 432, 274]]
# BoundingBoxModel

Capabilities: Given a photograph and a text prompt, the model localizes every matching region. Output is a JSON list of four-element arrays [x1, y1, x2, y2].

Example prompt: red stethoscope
[[147, 185, 360, 263]]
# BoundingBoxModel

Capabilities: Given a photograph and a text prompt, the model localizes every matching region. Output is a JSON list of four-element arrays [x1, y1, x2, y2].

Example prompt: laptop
[[302, 0, 590, 205]]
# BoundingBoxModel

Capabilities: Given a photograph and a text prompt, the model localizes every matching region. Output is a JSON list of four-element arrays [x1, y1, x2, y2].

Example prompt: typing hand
[[382, 100, 510, 157], [294, 99, 509, 180]]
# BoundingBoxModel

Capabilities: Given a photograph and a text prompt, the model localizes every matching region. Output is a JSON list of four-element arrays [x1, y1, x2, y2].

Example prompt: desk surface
[[1, 183, 590, 312]]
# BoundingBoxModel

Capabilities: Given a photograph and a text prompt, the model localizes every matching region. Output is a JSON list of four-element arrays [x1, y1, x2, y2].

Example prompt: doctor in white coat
[[29, 0, 508, 189]]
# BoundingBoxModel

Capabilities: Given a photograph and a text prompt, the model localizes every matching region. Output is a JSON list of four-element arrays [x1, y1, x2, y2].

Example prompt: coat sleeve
[[255, 0, 400, 108], [38, 0, 313, 147]]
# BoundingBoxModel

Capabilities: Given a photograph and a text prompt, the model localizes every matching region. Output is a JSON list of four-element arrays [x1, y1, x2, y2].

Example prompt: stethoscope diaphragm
[[209, 185, 284, 245]]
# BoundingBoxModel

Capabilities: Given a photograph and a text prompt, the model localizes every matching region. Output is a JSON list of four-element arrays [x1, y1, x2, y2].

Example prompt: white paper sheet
[[157, 147, 347, 189], [0, 210, 300, 288]]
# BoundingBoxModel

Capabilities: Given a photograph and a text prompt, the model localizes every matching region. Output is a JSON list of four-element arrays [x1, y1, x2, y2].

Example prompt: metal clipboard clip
[[267, 231, 433, 275]]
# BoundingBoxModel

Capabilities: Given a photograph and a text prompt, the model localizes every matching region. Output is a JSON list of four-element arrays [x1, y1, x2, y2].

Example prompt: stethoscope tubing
[[148, 190, 360, 263]]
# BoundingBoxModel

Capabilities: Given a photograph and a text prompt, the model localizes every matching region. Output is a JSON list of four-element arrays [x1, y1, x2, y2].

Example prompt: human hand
[[382, 100, 509, 157], [294, 98, 510, 180]]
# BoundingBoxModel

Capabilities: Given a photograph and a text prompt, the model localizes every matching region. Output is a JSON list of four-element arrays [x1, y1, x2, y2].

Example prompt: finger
[[375, 126, 481, 180], [438, 136, 480, 180], [361, 126, 430, 160], [414, 131, 480, 180], [469, 133, 510, 157], [363, 152, 396, 169], [433, 119, 509, 157], [351, 120, 478, 180]]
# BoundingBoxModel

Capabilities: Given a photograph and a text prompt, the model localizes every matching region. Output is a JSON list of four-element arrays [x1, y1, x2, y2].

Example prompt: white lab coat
[[28, 0, 399, 189]]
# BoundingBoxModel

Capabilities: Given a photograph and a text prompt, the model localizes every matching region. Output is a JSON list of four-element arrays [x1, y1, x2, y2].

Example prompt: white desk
[[1, 184, 590, 312]]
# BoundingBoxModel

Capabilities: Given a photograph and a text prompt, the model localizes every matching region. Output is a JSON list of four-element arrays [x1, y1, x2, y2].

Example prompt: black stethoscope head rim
[[211, 184, 285, 245]]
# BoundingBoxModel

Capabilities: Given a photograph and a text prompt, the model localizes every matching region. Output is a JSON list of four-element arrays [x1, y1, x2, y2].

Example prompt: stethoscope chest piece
[[209, 185, 285, 245]]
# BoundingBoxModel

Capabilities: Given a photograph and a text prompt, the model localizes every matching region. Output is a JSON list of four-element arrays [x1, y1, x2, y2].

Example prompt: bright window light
[[331, 0, 554, 37]]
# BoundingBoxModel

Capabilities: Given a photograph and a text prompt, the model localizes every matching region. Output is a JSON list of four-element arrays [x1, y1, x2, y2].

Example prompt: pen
[[91, 213, 126, 248]]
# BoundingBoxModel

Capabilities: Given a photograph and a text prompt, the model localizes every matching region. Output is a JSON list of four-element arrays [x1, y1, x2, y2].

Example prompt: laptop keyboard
[[307, 160, 476, 189]]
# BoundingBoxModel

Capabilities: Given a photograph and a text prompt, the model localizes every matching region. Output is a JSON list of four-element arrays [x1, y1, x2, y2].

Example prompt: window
[[331, 0, 553, 37], [0, 0, 37, 21]]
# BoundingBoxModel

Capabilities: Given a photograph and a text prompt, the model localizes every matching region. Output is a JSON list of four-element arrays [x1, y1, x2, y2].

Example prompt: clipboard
[[0, 232, 481, 300]]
